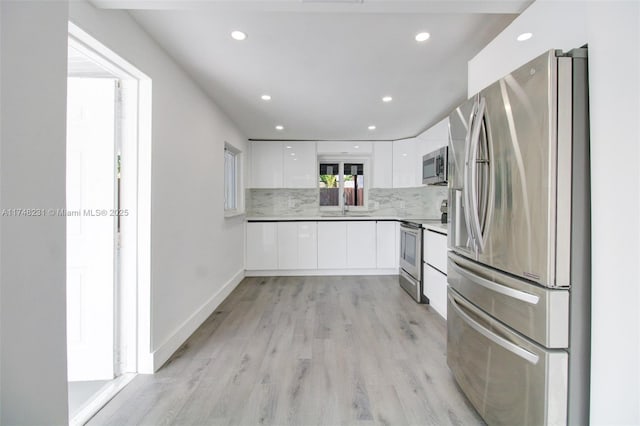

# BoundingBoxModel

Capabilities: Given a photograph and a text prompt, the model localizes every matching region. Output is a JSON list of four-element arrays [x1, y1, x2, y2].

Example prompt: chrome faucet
[[342, 191, 349, 215]]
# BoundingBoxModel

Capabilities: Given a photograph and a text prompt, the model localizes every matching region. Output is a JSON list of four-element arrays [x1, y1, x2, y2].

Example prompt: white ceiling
[[92, 1, 529, 140]]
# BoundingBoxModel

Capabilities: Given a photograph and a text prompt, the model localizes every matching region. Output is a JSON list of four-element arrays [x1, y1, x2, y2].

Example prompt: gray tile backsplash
[[247, 186, 447, 218]]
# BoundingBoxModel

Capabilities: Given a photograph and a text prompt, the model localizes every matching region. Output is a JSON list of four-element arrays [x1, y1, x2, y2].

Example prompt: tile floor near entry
[[88, 276, 484, 425]]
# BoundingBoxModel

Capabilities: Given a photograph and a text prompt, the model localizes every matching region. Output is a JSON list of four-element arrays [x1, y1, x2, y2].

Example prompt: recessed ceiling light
[[290, 153, 296, 156], [231, 30, 247, 41], [415, 32, 430, 42], [285, 145, 292, 149], [354, 145, 360, 149], [382, 96, 393, 103], [368, 125, 376, 130], [275, 125, 284, 131], [261, 94, 271, 101], [517, 32, 533, 42]]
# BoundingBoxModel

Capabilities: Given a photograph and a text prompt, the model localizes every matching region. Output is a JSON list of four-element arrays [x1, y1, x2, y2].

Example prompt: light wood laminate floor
[[88, 276, 483, 426]]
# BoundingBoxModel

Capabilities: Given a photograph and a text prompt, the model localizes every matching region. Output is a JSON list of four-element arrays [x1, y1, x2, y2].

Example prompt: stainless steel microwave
[[423, 146, 448, 185]]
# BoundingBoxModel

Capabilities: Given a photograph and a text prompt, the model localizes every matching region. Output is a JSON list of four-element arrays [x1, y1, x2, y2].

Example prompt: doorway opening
[[66, 23, 152, 426]]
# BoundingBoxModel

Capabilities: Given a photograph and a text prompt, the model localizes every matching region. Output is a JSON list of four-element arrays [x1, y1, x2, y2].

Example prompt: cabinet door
[[278, 222, 318, 269], [317, 222, 347, 269], [346, 221, 376, 268], [246, 222, 278, 270], [376, 221, 397, 268], [416, 117, 450, 157], [424, 230, 447, 274], [251, 141, 283, 188], [297, 222, 318, 269], [277, 222, 298, 270], [392, 138, 419, 188], [283, 142, 317, 188], [424, 263, 447, 319], [373, 141, 393, 188]]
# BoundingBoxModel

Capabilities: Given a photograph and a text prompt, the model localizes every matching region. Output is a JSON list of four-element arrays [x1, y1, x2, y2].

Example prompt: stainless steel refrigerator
[[447, 48, 590, 425]]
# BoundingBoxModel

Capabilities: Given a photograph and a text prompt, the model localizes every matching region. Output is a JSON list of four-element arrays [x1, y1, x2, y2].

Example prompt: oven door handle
[[448, 292, 540, 365]]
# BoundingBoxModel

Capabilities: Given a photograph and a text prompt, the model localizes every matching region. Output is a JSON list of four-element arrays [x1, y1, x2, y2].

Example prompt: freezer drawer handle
[[450, 259, 540, 305], [449, 293, 540, 365]]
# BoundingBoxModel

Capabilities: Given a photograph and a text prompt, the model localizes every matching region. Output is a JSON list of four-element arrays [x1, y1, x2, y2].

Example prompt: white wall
[[0, 1, 70, 424], [468, 1, 640, 424], [468, 1, 587, 96], [586, 2, 640, 424], [68, 1, 249, 369]]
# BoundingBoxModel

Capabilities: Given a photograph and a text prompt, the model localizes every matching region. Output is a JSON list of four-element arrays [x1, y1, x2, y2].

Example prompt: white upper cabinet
[[416, 117, 449, 158], [391, 117, 450, 189], [251, 141, 283, 188], [283, 142, 316, 188], [372, 141, 393, 188], [392, 138, 420, 188], [251, 141, 316, 188], [317, 141, 372, 154]]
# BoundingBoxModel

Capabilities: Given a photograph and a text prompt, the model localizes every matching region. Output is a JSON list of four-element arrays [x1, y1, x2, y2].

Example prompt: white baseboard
[[245, 268, 399, 277], [150, 269, 245, 371]]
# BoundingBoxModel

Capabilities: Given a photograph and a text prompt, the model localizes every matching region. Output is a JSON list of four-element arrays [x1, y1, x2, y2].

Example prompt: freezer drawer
[[447, 288, 568, 426], [448, 252, 569, 348]]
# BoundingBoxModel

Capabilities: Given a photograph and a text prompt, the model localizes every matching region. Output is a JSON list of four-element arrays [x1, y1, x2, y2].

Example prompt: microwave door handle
[[469, 96, 486, 253], [463, 99, 477, 248]]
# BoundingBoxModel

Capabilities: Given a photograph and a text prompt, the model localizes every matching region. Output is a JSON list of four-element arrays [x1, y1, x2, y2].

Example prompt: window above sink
[[318, 157, 368, 213]]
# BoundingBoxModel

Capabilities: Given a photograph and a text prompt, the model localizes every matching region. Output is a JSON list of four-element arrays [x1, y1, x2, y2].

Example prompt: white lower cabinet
[[297, 222, 318, 269], [247, 220, 402, 273], [424, 263, 448, 319], [346, 221, 376, 268], [423, 228, 448, 319], [376, 221, 398, 268], [246, 222, 278, 270], [317, 222, 347, 269], [277, 222, 318, 269], [424, 230, 447, 274]]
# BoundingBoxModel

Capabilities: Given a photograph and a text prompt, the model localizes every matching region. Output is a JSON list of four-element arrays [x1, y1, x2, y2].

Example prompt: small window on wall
[[224, 143, 242, 214], [318, 160, 366, 209]]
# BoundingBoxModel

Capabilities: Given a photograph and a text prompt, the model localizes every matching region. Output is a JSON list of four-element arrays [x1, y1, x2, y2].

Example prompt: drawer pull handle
[[450, 259, 540, 305], [449, 292, 540, 365]]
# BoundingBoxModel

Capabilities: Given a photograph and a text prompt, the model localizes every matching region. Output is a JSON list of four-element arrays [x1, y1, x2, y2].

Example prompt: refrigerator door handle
[[468, 96, 486, 252], [449, 257, 540, 305], [463, 98, 478, 249], [448, 291, 540, 365]]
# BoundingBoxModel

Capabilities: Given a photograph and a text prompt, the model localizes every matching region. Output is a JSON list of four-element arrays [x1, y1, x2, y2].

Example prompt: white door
[[66, 78, 117, 381]]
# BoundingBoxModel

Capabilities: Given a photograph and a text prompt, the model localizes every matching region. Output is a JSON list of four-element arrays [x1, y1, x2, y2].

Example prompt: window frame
[[224, 142, 243, 217], [318, 156, 369, 212]]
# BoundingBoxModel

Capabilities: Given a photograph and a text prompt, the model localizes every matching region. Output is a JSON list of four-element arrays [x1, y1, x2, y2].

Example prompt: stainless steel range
[[398, 221, 424, 303]]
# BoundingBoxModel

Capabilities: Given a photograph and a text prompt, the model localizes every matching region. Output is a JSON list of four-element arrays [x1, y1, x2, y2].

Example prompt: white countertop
[[246, 216, 449, 235], [422, 222, 448, 234], [246, 215, 399, 221]]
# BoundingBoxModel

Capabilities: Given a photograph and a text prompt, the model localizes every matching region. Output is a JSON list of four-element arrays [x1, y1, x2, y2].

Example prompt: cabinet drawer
[[424, 230, 447, 273], [447, 287, 568, 425], [423, 263, 447, 319]]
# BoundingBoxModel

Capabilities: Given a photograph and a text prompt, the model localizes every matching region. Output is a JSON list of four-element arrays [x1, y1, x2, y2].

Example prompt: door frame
[[68, 22, 153, 374]]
